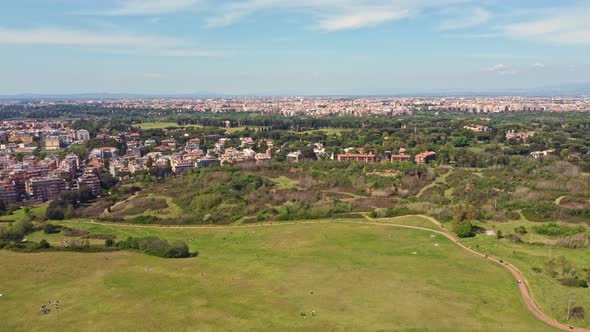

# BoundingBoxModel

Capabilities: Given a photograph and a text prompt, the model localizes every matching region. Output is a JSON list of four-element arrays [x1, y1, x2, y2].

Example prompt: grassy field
[[0, 217, 558, 331], [224, 126, 265, 133], [0, 205, 47, 222], [132, 122, 184, 130], [462, 224, 590, 328], [270, 176, 298, 190]]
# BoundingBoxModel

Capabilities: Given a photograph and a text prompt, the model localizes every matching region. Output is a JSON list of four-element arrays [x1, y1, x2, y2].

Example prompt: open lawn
[[0, 218, 558, 331], [224, 126, 265, 134], [132, 122, 183, 129], [462, 227, 590, 329], [0, 205, 47, 222]]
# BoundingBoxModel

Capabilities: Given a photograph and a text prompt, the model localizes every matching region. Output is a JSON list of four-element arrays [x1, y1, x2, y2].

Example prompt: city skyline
[[1, 0, 590, 95]]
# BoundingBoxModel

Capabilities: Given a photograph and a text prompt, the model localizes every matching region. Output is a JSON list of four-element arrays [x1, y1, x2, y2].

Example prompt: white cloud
[[106, 0, 199, 16], [485, 64, 507, 72], [207, 0, 469, 31], [438, 8, 490, 30], [502, 6, 590, 45], [484, 64, 516, 75], [532, 62, 545, 68], [317, 8, 411, 32], [0, 26, 221, 57]]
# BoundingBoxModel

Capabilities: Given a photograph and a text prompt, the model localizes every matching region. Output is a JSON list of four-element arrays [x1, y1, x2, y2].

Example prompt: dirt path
[[417, 169, 453, 198], [555, 195, 567, 206], [63, 215, 584, 331]]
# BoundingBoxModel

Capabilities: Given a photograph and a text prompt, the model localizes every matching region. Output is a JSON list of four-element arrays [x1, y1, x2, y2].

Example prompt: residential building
[[25, 176, 66, 201], [530, 150, 555, 159], [44, 136, 61, 150], [391, 154, 412, 162], [337, 154, 378, 163], [90, 147, 118, 159], [76, 129, 90, 141], [0, 182, 18, 205], [77, 173, 101, 195], [197, 156, 220, 168], [415, 151, 437, 164], [172, 160, 195, 174]]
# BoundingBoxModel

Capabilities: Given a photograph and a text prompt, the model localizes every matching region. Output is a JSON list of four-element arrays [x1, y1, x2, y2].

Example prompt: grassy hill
[[0, 218, 557, 331]]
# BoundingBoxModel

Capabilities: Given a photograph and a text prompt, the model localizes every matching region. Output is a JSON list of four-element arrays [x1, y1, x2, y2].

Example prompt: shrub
[[105, 238, 115, 247], [555, 234, 590, 249], [38, 239, 51, 249], [116, 236, 192, 258], [454, 221, 475, 238], [514, 226, 527, 235], [64, 229, 90, 237], [571, 306, 585, 320], [506, 211, 521, 220], [132, 215, 159, 224], [533, 223, 586, 236], [505, 234, 523, 243], [42, 223, 60, 234]]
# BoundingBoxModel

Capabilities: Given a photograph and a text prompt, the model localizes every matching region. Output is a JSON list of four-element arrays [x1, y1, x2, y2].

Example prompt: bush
[[555, 234, 590, 249], [132, 215, 159, 224], [506, 210, 521, 221], [64, 229, 90, 237], [571, 306, 585, 320], [116, 236, 192, 258], [42, 223, 61, 234], [533, 223, 586, 236], [514, 226, 527, 235], [38, 239, 51, 249], [505, 233, 523, 243], [454, 221, 475, 238], [105, 238, 115, 247]]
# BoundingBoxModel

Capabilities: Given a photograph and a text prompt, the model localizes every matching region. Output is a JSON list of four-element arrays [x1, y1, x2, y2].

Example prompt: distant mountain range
[[1, 82, 589, 100]]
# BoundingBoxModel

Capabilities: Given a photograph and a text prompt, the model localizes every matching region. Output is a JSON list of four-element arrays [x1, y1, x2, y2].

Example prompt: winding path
[[62, 215, 586, 331]]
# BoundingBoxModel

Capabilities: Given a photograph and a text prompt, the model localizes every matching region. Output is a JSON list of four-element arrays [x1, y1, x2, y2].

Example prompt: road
[[64, 215, 586, 331]]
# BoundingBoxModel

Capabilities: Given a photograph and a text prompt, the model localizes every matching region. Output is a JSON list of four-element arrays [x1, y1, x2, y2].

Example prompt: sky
[[1, 0, 590, 95]]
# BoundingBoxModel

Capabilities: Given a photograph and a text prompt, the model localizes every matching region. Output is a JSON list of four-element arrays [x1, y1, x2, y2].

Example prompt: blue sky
[[1, 0, 589, 95]]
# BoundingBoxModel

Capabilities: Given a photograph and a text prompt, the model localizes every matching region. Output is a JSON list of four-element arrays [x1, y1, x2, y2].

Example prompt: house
[[90, 147, 118, 159], [391, 153, 411, 162], [197, 156, 220, 168], [337, 154, 377, 163], [530, 150, 555, 159], [172, 160, 195, 174], [415, 151, 436, 164], [464, 125, 490, 132]]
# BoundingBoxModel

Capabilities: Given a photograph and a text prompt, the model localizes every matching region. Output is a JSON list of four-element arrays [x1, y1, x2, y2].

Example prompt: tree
[[451, 136, 470, 147], [571, 306, 585, 320], [454, 221, 475, 238], [514, 226, 527, 235], [38, 239, 51, 249], [560, 148, 570, 160]]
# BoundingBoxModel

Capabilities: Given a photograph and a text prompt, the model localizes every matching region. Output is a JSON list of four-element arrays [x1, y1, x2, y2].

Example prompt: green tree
[[454, 221, 475, 238]]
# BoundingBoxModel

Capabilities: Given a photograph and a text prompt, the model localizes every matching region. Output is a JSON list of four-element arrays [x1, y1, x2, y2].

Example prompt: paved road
[[65, 215, 585, 331]]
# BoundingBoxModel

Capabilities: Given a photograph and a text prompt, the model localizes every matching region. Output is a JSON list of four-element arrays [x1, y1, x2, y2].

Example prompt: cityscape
[[2, 1, 590, 332]]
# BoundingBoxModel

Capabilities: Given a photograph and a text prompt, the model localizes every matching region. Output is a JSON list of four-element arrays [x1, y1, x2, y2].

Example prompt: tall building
[[76, 129, 90, 141], [77, 173, 101, 195], [0, 182, 18, 206], [25, 177, 66, 201], [44, 136, 61, 150]]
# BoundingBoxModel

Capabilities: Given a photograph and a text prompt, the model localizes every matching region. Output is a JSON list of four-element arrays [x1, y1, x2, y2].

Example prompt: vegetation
[[0, 219, 557, 332]]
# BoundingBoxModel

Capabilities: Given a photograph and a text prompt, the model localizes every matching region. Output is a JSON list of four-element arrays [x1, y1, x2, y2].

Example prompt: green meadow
[[0, 217, 558, 332]]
